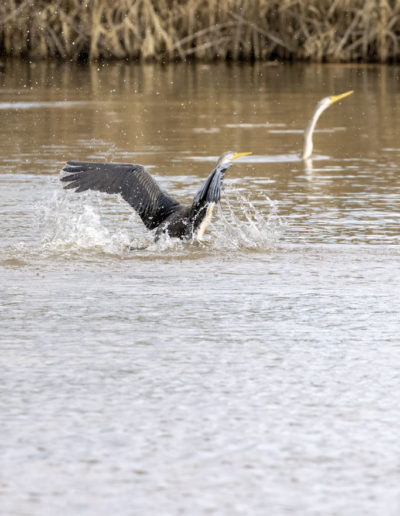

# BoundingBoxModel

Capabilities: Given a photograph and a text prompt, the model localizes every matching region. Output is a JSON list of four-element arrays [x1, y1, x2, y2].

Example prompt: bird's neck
[[213, 163, 231, 179], [301, 103, 326, 160]]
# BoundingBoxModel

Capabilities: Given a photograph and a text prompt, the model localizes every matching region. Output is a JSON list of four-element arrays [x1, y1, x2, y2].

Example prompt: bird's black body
[[60, 152, 245, 241]]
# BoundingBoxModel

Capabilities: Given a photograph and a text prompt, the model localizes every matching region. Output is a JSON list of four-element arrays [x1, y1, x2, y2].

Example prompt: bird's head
[[318, 90, 354, 110], [216, 151, 252, 168]]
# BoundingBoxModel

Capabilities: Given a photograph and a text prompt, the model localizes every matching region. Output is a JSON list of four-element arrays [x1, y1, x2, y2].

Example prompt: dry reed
[[0, 0, 399, 62]]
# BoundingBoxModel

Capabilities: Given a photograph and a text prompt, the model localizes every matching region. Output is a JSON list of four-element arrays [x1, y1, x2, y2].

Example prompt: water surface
[[0, 61, 399, 515]]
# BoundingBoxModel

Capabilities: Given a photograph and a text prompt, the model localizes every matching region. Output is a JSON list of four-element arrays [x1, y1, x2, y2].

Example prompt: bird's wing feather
[[61, 161, 180, 229], [187, 165, 226, 227], [192, 166, 224, 207]]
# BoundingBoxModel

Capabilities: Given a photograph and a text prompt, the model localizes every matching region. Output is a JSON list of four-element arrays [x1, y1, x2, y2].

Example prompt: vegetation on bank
[[0, 0, 399, 63]]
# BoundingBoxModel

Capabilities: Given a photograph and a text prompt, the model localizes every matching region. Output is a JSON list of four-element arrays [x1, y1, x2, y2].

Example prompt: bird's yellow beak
[[231, 152, 252, 162], [329, 90, 354, 105]]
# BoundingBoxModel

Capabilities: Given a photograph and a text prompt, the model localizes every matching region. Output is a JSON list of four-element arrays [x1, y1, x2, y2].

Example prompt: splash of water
[[209, 191, 284, 251], [35, 191, 138, 256], [34, 189, 283, 258]]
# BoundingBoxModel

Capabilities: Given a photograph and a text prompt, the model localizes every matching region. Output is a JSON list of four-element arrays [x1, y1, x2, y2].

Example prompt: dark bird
[[61, 151, 251, 242]]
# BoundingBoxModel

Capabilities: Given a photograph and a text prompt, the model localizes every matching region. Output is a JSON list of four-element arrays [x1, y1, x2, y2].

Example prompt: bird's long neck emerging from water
[[301, 102, 328, 160]]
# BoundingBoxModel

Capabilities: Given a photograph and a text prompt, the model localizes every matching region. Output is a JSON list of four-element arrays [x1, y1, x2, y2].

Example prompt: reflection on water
[[0, 101, 88, 109], [1, 61, 400, 516]]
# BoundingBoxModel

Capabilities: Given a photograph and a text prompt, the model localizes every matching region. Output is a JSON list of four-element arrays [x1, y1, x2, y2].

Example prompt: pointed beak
[[329, 90, 354, 105], [231, 151, 252, 161]]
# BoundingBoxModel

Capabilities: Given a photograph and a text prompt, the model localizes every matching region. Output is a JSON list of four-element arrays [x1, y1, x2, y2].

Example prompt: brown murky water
[[1, 61, 399, 515]]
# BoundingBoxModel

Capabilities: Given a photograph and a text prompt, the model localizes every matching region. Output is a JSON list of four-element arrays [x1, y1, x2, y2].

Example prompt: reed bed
[[1, 0, 399, 62]]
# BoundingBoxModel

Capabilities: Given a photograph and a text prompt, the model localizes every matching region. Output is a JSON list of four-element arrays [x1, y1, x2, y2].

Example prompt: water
[[1, 61, 399, 515]]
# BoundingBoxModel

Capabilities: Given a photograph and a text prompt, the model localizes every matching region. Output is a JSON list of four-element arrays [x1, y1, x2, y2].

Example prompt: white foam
[[36, 192, 137, 256], [210, 192, 284, 250], [35, 188, 283, 258]]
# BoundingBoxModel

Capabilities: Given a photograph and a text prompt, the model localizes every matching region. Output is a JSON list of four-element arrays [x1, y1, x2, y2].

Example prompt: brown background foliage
[[0, 0, 399, 62]]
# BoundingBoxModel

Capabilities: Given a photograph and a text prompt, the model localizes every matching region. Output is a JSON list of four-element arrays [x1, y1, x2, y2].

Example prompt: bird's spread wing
[[61, 161, 180, 229]]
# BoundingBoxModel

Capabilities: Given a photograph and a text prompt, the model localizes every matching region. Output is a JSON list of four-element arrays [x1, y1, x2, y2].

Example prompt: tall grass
[[0, 0, 399, 62]]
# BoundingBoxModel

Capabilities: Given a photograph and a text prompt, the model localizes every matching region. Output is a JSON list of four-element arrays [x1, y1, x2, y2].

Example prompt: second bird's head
[[317, 90, 354, 112]]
